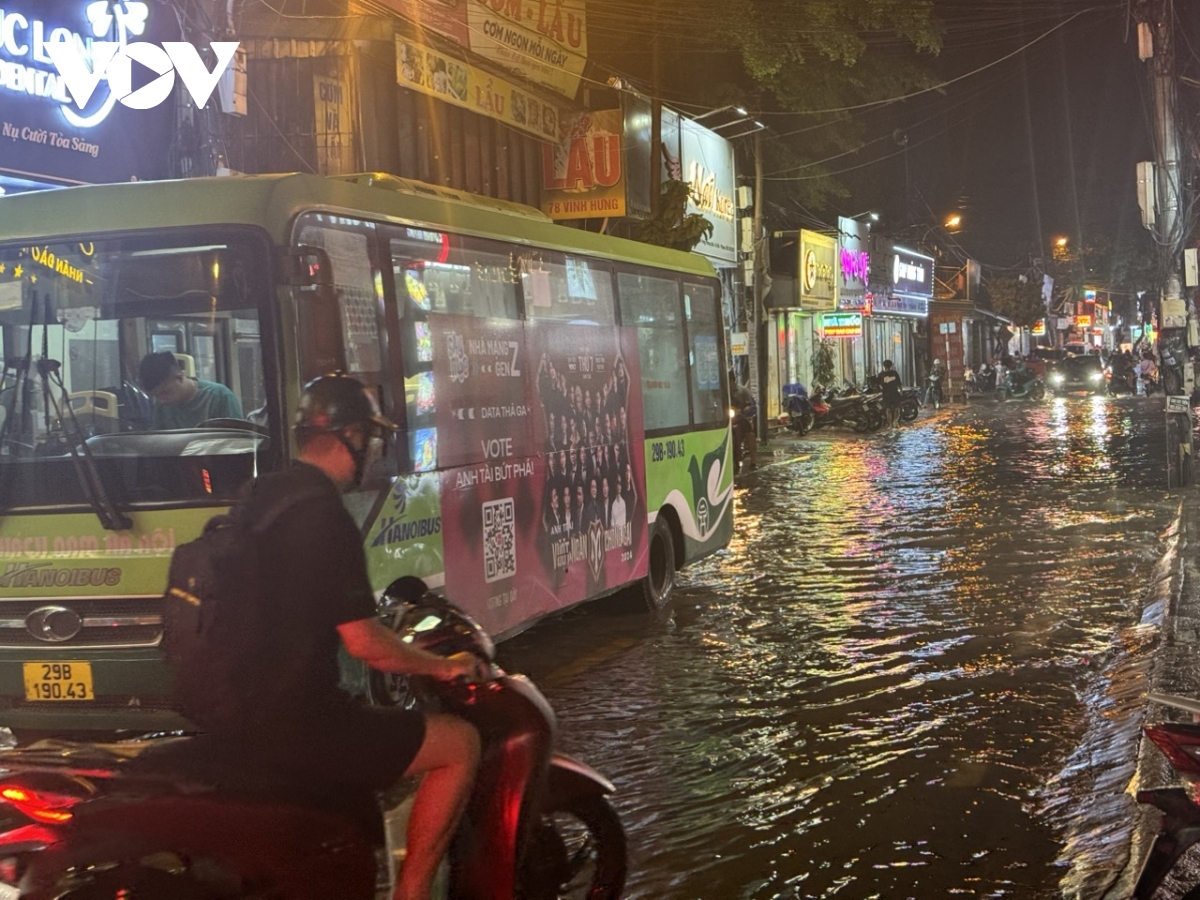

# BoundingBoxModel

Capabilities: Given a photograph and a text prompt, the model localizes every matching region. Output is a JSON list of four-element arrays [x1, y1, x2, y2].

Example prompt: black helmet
[[295, 373, 397, 437]]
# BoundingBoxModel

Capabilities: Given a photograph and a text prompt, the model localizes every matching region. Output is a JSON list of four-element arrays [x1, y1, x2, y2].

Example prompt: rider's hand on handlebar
[[436, 651, 490, 684]]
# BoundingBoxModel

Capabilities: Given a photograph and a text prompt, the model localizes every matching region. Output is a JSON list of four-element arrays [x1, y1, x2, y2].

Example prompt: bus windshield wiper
[[36, 356, 132, 532]]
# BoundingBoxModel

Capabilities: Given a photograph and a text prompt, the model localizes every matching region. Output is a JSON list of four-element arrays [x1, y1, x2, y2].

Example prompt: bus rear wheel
[[642, 518, 676, 612]]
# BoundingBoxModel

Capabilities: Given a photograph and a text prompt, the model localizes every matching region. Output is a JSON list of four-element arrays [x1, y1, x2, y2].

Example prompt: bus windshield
[[0, 229, 274, 515]]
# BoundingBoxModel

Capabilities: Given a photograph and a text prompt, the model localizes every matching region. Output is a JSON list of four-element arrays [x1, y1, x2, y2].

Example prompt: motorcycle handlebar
[[1149, 692, 1200, 715]]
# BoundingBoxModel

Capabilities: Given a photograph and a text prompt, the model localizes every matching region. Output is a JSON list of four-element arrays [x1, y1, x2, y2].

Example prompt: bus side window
[[295, 217, 386, 380], [617, 270, 688, 431], [296, 215, 396, 485], [522, 253, 614, 326], [684, 282, 724, 425]]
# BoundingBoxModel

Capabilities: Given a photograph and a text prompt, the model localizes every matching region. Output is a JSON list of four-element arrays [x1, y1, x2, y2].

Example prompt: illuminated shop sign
[[837, 216, 867, 305], [890, 246, 934, 299], [821, 311, 862, 338], [798, 229, 836, 311], [1075, 315, 1092, 327], [0, 1, 178, 186], [0, 2, 187, 127]]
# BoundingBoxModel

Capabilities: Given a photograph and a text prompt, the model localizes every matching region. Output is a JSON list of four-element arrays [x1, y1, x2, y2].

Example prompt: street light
[[945, 214, 962, 230], [693, 104, 749, 122], [722, 120, 767, 140]]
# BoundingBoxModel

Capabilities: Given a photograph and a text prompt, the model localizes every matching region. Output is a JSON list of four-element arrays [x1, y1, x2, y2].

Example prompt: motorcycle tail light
[[1145, 723, 1200, 778], [0, 785, 78, 824]]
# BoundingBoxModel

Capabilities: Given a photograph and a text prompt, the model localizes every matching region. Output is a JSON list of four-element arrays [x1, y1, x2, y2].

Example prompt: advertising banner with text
[[434, 314, 647, 636], [799, 230, 837, 311], [541, 109, 625, 219], [397, 36, 563, 141], [680, 118, 736, 265], [377, 0, 470, 46], [466, 0, 587, 100], [383, 0, 586, 100]]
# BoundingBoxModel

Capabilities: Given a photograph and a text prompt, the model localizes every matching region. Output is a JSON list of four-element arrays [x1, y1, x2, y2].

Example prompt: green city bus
[[0, 172, 735, 732]]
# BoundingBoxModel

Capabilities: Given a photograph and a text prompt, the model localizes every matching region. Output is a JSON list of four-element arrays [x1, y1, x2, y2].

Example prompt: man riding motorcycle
[[197, 373, 487, 900], [730, 374, 758, 469]]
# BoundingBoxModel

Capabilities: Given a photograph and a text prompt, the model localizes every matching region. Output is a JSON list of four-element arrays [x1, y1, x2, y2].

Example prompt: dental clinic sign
[[0, 1, 190, 185], [1, 3, 235, 122]]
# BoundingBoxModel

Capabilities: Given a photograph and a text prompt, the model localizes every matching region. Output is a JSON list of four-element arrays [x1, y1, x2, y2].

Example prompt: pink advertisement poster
[[437, 317, 648, 636]]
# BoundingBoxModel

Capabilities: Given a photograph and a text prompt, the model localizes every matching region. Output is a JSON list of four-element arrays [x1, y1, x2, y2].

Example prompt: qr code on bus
[[483, 498, 516, 583]]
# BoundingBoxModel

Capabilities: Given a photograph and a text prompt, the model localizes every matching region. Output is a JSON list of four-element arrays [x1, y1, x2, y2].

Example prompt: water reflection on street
[[499, 396, 1179, 899]]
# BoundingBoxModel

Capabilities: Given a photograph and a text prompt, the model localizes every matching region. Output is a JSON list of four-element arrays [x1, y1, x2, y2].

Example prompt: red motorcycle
[[0, 581, 626, 899], [1134, 692, 1200, 898]]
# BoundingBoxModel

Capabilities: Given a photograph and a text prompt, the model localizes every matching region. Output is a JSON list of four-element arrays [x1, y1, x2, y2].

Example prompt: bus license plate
[[23, 662, 94, 702]]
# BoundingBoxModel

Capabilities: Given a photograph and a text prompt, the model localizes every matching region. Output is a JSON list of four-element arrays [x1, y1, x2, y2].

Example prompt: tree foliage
[[633, 180, 714, 252], [811, 338, 837, 388], [985, 275, 1046, 328], [587, 1, 944, 216]]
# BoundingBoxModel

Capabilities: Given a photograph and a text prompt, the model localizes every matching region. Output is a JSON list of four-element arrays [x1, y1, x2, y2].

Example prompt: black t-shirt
[[878, 369, 903, 406], [237, 463, 376, 725]]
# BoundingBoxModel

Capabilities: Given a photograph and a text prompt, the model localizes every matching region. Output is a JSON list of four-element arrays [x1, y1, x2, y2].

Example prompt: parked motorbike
[[808, 385, 881, 433], [899, 388, 920, 423], [782, 386, 815, 436], [996, 369, 1045, 402], [1133, 692, 1200, 898], [0, 584, 627, 900]]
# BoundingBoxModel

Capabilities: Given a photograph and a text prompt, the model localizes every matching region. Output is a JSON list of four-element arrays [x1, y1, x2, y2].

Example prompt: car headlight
[[1050, 373, 1064, 384], [1091, 371, 1104, 382]]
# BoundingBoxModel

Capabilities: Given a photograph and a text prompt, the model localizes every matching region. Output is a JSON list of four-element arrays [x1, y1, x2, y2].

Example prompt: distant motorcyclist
[[925, 359, 946, 408], [1007, 354, 1034, 391], [730, 373, 758, 468], [1139, 351, 1160, 393]]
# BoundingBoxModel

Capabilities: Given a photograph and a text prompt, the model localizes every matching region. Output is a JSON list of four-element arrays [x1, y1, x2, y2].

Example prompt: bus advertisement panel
[[431, 316, 646, 636]]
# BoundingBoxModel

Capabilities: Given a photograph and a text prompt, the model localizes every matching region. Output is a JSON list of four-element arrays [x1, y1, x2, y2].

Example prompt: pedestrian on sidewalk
[[878, 359, 903, 430]]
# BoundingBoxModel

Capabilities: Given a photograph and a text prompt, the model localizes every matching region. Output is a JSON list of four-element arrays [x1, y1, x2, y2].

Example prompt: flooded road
[[499, 396, 1181, 899]]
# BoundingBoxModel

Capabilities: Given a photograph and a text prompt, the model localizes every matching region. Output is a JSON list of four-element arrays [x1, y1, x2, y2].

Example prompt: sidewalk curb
[[1101, 499, 1191, 899]]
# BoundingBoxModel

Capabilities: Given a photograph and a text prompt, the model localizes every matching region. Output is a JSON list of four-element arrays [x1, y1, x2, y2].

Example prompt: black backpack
[[162, 486, 323, 730]]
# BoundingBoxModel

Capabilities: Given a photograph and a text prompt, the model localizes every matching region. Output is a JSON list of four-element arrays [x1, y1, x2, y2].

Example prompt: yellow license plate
[[23, 661, 94, 702]]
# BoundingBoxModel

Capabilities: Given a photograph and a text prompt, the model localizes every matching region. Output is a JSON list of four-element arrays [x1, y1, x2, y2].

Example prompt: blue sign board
[[0, 1, 177, 187]]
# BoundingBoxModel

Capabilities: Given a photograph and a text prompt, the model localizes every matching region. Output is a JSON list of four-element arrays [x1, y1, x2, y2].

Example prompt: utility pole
[[649, 3, 661, 219], [753, 129, 767, 445], [1136, 0, 1194, 486]]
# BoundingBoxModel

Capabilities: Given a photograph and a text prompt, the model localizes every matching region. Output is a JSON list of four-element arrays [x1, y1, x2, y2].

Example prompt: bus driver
[[139, 351, 244, 429]]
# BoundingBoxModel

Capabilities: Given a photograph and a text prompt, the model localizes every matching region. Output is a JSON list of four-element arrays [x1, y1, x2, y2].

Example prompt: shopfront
[[836, 217, 870, 385], [765, 228, 836, 409], [852, 242, 933, 387]]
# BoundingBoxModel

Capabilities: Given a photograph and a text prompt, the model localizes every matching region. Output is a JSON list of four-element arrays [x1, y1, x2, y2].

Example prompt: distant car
[[1027, 347, 1065, 379], [1048, 354, 1106, 395]]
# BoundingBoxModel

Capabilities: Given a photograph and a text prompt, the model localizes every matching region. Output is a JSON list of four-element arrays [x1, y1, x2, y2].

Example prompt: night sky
[[836, 2, 1152, 271]]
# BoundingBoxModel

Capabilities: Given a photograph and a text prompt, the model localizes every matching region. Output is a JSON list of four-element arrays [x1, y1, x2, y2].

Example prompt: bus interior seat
[[96, 381, 154, 431], [67, 390, 119, 435], [172, 353, 196, 378]]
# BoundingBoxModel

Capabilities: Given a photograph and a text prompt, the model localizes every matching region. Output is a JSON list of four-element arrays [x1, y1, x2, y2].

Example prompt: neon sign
[[821, 311, 862, 338], [840, 248, 869, 283]]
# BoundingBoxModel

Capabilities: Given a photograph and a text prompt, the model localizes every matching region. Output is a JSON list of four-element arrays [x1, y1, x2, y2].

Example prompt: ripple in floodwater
[[500, 399, 1178, 899]]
